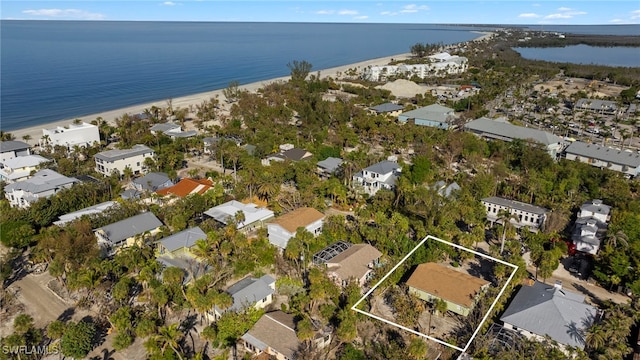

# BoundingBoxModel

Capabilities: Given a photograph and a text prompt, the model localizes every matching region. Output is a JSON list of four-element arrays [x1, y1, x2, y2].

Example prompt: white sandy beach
[[7, 31, 493, 142]]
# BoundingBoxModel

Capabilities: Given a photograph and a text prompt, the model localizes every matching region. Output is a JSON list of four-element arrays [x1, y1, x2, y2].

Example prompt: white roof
[[54, 201, 118, 226], [204, 200, 274, 229], [0, 154, 50, 169]]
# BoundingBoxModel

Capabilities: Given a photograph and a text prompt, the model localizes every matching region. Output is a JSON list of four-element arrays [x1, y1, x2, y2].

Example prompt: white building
[[572, 199, 611, 255], [42, 122, 100, 148], [267, 207, 325, 249], [352, 160, 401, 196], [4, 169, 78, 208], [564, 141, 640, 178], [361, 53, 468, 82], [95, 144, 155, 177], [204, 200, 274, 232], [482, 196, 548, 231], [0, 155, 51, 183]]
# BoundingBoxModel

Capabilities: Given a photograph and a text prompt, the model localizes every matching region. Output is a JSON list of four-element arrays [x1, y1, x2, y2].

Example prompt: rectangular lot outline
[[351, 234, 519, 353]]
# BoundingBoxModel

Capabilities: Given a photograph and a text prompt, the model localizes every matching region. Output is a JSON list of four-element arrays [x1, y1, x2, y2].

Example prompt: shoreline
[[7, 32, 494, 142]]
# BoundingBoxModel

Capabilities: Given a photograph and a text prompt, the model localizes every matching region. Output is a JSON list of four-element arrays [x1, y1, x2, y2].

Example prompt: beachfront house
[[210, 275, 276, 320], [41, 122, 100, 149], [406, 262, 489, 316], [397, 104, 456, 129], [267, 207, 325, 249], [94, 212, 163, 251], [4, 169, 78, 208], [204, 200, 275, 232], [0, 154, 51, 183], [150, 123, 197, 139], [482, 196, 548, 232], [500, 281, 597, 350], [464, 117, 565, 158], [0, 141, 31, 162], [352, 160, 401, 196], [94, 144, 155, 178], [564, 141, 640, 178]]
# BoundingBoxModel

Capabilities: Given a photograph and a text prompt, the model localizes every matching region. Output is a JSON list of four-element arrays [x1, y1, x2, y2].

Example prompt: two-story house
[[94, 144, 155, 178], [572, 199, 611, 255], [42, 122, 100, 149], [314, 242, 382, 287], [482, 196, 548, 232], [0, 154, 51, 183], [0, 141, 31, 162], [564, 141, 640, 178], [267, 207, 325, 249], [211, 275, 276, 320], [4, 169, 78, 208], [352, 160, 401, 196]]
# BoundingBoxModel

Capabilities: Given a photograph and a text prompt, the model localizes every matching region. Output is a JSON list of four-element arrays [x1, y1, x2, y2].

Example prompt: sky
[[1, 1, 639, 25]]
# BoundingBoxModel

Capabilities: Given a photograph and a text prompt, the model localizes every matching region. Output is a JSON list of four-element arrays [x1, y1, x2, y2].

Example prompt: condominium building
[[95, 144, 155, 177]]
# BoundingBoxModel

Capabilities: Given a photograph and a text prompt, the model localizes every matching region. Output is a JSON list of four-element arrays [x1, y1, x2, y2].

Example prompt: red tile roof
[[156, 178, 213, 197]]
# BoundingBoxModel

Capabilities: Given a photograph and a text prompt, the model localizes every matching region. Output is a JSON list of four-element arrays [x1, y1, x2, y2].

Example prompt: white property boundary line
[[351, 235, 519, 353]]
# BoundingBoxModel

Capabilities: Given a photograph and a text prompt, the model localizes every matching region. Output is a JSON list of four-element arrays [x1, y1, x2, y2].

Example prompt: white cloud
[[315, 10, 334, 15], [532, 3, 541, 7], [338, 9, 359, 15], [354, 15, 369, 20], [608, 19, 625, 23], [380, 11, 398, 16], [518, 13, 541, 18], [400, 4, 430, 13], [557, 7, 572, 11], [543, 7, 587, 20], [162, 1, 177, 5], [22, 8, 105, 20], [631, 9, 640, 19], [545, 13, 571, 19]]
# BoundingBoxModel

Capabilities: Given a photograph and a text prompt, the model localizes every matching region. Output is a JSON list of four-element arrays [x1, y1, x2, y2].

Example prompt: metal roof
[[371, 103, 404, 113], [317, 157, 343, 173], [157, 226, 207, 253], [363, 160, 400, 175], [54, 201, 118, 226], [398, 104, 455, 123], [0, 154, 50, 169], [482, 196, 548, 215], [500, 281, 597, 349], [218, 275, 275, 313], [95, 212, 163, 245], [95, 144, 154, 162], [204, 200, 274, 229], [565, 141, 640, 168], [132, 172, 172, 191], [4, 169, 78, 195], [0, 141, 30, 153], [579, 199, 611, 217], [464, 117, 563, 146]]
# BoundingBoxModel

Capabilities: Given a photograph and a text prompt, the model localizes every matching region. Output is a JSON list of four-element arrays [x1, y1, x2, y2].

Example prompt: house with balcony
[[94, 212, 163, 251], [406, 262, 489, 316], [95, 144, 155, 178], [42, 122, 100, 148], [464, 117, 565, 158], [0, 141, 31, 162], [500, 281, 597, 350], [267, 207, 325, 249], [205, 200, 274, 232], [397, 104, 456, 129], [482, 196, 548, 232], [0, 154, 51, 183], [4, 169, 78, 208], [564, 141, 640, 178], [352, 160, 401, 196], [572, 199, 611, 255]]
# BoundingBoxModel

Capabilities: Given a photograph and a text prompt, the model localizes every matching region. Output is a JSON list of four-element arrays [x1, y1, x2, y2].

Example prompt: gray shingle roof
[[95, 144, 154, 162], [95, 212, 163, 245], [464, 117, 563, 146], [579, 199, 611, 217], [219, 275, 275, 313], [371, 103, 404, 113], [4, 169, 78, 194], [565, 141, 640, 168], [0, 141, 30, 153], [363, 160, 400, 175], [500, 282, 597, 349], [482, 196, 548, 215], [158, 226, 207, 252], [575, 98, 617, 112]]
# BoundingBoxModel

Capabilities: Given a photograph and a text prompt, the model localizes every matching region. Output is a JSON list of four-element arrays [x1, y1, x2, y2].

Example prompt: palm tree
[[605, 230, 628, 248], [496, 209, 519, 255], [152, 323, 184, 360], [21, 134, 32, 145]]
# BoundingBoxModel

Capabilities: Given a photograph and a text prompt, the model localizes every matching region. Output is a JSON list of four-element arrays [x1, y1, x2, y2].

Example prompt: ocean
[[1, 21, 485, 131], [1, 21, 638, 131], [513, 45, 640, 68]]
